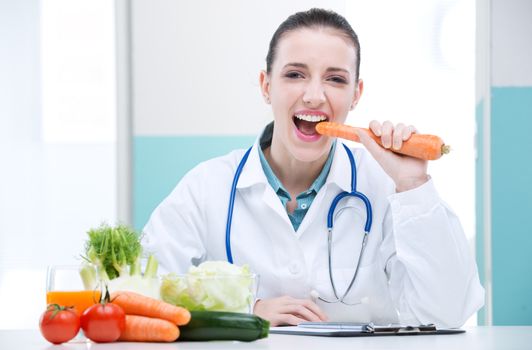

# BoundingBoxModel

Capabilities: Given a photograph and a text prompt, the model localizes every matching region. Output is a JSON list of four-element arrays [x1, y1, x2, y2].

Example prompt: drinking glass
[[45, 265, 101, 315]]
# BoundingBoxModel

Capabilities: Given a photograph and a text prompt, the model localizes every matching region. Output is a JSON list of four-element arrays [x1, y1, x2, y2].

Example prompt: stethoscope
[[225, 143, 373, 305]]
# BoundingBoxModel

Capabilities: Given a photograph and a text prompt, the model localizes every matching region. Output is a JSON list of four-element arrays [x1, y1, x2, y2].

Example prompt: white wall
[[132, 0, 346, 136], [491, 0, 532, 86]]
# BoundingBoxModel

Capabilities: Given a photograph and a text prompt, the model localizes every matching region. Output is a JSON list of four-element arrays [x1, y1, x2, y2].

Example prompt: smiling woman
[[141, 8, 484, 328]]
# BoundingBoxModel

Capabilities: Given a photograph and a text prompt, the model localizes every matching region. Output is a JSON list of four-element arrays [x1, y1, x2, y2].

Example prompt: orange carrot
[[118, 315, 179, 342], [111, 291, 191, 326], [315, 121, 450, 160]]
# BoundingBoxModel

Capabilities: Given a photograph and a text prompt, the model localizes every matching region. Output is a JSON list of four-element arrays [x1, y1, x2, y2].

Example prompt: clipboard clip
[[366, 323, 437, 335]]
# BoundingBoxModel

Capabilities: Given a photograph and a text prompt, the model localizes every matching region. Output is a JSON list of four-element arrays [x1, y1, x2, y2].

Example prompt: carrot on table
[[315, 121, 450, 161], [118, 315, 179, 342], [111, 291, 191, 326]]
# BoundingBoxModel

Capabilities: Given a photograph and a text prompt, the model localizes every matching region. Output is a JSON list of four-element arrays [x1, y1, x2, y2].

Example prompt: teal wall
[[490, 87, 532, 325], [133, 136, 255, 231]]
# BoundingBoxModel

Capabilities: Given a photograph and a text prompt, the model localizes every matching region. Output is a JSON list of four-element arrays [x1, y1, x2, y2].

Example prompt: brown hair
[[266, 8, 361, 81]]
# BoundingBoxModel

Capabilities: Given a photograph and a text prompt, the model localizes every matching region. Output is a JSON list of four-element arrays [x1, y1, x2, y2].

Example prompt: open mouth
[[293, 114, 328, 136]]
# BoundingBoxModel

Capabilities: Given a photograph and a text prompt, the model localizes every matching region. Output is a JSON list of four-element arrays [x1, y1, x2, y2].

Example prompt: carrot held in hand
[[118, 315, 179, 342], [111, 291, 191, 326], [315, 121, 450, 160]]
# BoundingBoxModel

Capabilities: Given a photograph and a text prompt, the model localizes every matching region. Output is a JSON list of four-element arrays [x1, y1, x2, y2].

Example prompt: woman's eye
[[328, 76, 348, 84], [284, 71, 304, 79]]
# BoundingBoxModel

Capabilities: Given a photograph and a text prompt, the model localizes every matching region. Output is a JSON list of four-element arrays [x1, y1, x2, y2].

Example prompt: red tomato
[[39, 304, 80, 344], [81, 302, 125, 343]]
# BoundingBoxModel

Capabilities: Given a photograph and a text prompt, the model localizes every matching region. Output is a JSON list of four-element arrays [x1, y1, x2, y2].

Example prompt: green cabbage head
[[160, 261, 256, 313]]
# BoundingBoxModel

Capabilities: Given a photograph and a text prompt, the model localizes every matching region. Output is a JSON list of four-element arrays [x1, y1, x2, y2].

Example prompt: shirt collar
[[256, 123, 283, 196], [258, 146, 288, 197]]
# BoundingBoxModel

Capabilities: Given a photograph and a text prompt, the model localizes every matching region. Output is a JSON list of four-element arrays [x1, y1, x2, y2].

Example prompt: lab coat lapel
[[262, 186, 293, 229], [235, 139, 293, 230], [326, 142, 355, 193], [296, 143, 354, 236], [235, 140, 265, 189]]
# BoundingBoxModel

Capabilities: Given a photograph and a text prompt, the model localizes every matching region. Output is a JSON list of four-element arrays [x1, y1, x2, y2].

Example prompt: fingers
[[279, 297, 327, 322], [357, 128, 387, 164], [369, 120, 382, 136], [301, 298, 329, 321], [274, 314, 308, 326], [254, 296, 328, 326], [368, 120, 418, 150], [380, 120, 394, 149], [279, 304, 321, 322], [294, 298, 328, 322], [393, 123, 405, 150]]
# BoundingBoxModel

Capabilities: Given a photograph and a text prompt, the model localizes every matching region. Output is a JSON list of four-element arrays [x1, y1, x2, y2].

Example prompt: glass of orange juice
[[46, 265, 101, 316]]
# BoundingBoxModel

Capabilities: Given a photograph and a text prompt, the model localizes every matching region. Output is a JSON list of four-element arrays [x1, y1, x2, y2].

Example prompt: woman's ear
[[350, 79, 364, 110], [259, 70, 271, 104]]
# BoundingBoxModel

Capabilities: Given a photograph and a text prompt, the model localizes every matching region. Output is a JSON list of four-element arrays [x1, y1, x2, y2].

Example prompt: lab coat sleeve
[[142, 164, 208, 274], [381, 179, 485, 328]]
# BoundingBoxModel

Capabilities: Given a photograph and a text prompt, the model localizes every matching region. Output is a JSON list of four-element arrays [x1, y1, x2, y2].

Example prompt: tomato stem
[[46, 304, 74, 319], [98, 284, 112, 304]]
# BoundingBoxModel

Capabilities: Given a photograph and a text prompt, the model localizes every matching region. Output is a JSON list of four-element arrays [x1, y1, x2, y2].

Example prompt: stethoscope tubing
[[225, 143, 373, 304], [225, 146, 252, 264]]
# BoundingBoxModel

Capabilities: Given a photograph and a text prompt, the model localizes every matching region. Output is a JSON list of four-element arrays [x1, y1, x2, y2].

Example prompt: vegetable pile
[[39, 223, 268, 344], [160, 261, 256, 313]]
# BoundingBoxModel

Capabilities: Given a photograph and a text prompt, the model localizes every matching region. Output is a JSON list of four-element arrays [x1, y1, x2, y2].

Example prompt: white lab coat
[[143, 134, 484, 328]]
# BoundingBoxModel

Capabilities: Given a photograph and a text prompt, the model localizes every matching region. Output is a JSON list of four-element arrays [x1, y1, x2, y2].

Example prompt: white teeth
[[294, 114, 327, 122]]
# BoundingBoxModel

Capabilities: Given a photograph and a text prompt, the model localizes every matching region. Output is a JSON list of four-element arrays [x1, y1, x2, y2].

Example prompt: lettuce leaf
[[160, 261, 255, 313]]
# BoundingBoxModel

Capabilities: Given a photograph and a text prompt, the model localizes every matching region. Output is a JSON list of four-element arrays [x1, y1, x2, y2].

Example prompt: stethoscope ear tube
[[225, 147, 253, 264]]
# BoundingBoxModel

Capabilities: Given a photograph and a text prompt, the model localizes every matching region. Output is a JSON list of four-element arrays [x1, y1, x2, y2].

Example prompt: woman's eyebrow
[[282, 62, 350, 74], [283, 62, 307, 69], [325, 67, 350, 74]]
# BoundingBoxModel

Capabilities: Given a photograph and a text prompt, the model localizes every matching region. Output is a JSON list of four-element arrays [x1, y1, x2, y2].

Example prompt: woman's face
[[260, 27, 362, 163]]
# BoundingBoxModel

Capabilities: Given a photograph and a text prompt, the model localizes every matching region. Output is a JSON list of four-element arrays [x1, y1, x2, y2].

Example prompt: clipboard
[[269, 322, 465, 337]]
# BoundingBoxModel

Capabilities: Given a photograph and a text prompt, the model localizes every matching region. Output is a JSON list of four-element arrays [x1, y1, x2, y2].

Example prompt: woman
[[143, 8, 484, 327]]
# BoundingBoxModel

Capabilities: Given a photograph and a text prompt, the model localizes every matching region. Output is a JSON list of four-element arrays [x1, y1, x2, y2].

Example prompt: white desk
[[1, 327, 531, 349]]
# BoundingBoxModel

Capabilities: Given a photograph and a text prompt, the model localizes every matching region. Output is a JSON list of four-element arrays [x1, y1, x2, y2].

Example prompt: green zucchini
[[179, 311, 270, 342]]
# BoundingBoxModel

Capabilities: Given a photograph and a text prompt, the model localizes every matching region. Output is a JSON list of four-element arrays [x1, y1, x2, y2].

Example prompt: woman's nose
[[303, 80, 326, 107]]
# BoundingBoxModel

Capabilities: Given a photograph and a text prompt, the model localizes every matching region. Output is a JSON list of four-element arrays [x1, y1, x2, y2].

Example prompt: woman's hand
[[253, 295, 328, 326], [357, 120, 429, 192]]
